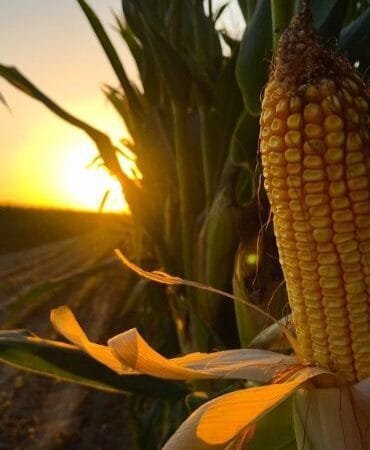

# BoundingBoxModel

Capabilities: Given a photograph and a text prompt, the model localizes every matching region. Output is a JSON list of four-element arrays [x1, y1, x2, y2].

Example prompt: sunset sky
[[0, 0, 135, 212], [0, 0, 243, 213]]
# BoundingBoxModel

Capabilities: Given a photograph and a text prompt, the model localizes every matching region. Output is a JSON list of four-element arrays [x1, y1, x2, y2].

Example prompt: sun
[[60, 140, 136, 213], [16, 108, 143, 213], [5, 101, 140, 214]]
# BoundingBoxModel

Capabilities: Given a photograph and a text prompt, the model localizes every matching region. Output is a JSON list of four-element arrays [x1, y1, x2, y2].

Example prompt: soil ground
[[0, 207, 138, 450]]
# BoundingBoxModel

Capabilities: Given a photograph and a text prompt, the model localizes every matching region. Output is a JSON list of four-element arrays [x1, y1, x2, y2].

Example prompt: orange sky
[[0, 0, 243, 213], [0, 0, 137, 213]]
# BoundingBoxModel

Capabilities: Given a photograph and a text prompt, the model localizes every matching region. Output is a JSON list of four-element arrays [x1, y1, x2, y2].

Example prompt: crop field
[[0, 207, 136, 449], [0, 206, 128, 254]]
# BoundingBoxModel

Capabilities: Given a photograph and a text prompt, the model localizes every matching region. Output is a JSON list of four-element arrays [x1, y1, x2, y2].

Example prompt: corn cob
[[260, 8, 370, 383]]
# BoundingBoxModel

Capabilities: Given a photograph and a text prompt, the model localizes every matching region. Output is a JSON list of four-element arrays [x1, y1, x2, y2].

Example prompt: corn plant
[[1, 0, 252, 355]]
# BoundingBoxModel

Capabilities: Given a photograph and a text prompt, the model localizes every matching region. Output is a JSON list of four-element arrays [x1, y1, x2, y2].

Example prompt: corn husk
[[293, 381, 370, 450]]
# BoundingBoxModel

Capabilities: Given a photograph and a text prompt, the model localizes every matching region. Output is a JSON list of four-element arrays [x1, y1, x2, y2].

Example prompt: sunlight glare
[[61, 140, 131, 213]]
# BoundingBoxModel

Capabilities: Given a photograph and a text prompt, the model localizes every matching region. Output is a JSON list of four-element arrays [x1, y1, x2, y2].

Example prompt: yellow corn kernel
[[347, 163, 366, 178], [285, 148, 301, 163], [325, 147, 344, 164], [269, 151, 285, 165], [346, 152, 364, 164], [329, 180, 346, 197], [348, 177, 368, 191], [305, 86, 321, 102], [271, 118, 287, 135], [304, 139, 326, 154], [262, 107, 275, 125], [289, 96, 302, 112], [287, 163, 301, 175], [268, 135, 285, 151], [346, 132, 363, 151], [318, 253, 338, 264], [313, 228, 333, 242], [345, 108, 360, 127], [305, 194, 328, 207], [310, 217, 331, 228], [285, 130, 302, 147], [342, 78, 359, 94], [334, 222, 355, 233], [304, 155, 323, 169], [324, 114, 344, 132], [305, 124, 324, 139], [330, 197, 350, 210], [321, 95, 342, 114], [327, 164, 344, 181], [303, 169, 325, 182], [319, 79, 336, 97], [287, 113, 302, 130], [325, 131, 345, 147]]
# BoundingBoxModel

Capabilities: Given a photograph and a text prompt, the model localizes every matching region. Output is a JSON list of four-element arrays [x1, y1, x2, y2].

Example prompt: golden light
[[10, 108, 141, 214], [60, 141, 131, 213]]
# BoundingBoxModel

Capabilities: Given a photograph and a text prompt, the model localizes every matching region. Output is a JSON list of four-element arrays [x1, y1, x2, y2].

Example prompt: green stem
[[246, 0, 258, 22], [172, 103, 194, 280], [270, 0, 295, 50], [199, 107, 214, 210], [172, 103, 210, 352], [208, 0, 213, 17]]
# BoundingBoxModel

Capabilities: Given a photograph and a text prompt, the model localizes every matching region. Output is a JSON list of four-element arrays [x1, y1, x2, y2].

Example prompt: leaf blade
[[0, 334, 188, 399]]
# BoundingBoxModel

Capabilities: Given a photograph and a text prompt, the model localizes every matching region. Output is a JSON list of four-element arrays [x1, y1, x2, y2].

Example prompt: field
[[0, 206, 129, 253], [0, 207, 136, 449]]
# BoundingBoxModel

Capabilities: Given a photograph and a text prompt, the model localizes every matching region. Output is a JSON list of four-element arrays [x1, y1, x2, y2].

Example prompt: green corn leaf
[[271, 0, 295, 49], [198, 187, 239, 335], [76, 0, 142, 115], [230, 110, 259, 170], [233, 236, 263, 347], [115, 16, 161, 106], [238, 0, 257, 23], [115, 17, 144, 71], [0, 333, 188, 398], [190, 1, 223, 78], [235, 168, 255, 207], [236, 0, 272, 116], [136, 16, 192, 105], [237, 0, 248, 21], [343, 0, 370, 24], [213, 47, 244, 164], [338, 7, 370, 76], [119, 278, 151, 317], [104, 85, 136, 134], [294, 0, 351, 39], [121, 0, 148, 41], [246, 398, 297, 450], [311, 0, 348, 41], [249, 314, 292, 352]]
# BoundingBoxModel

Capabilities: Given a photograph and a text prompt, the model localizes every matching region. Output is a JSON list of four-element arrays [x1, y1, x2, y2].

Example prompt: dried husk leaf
[[293, 382, 370, 450], [51, 306, 299, 383], [163, 367, 329, 449], [50, 306, 131, 374], [109, 328, 298, 382]]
